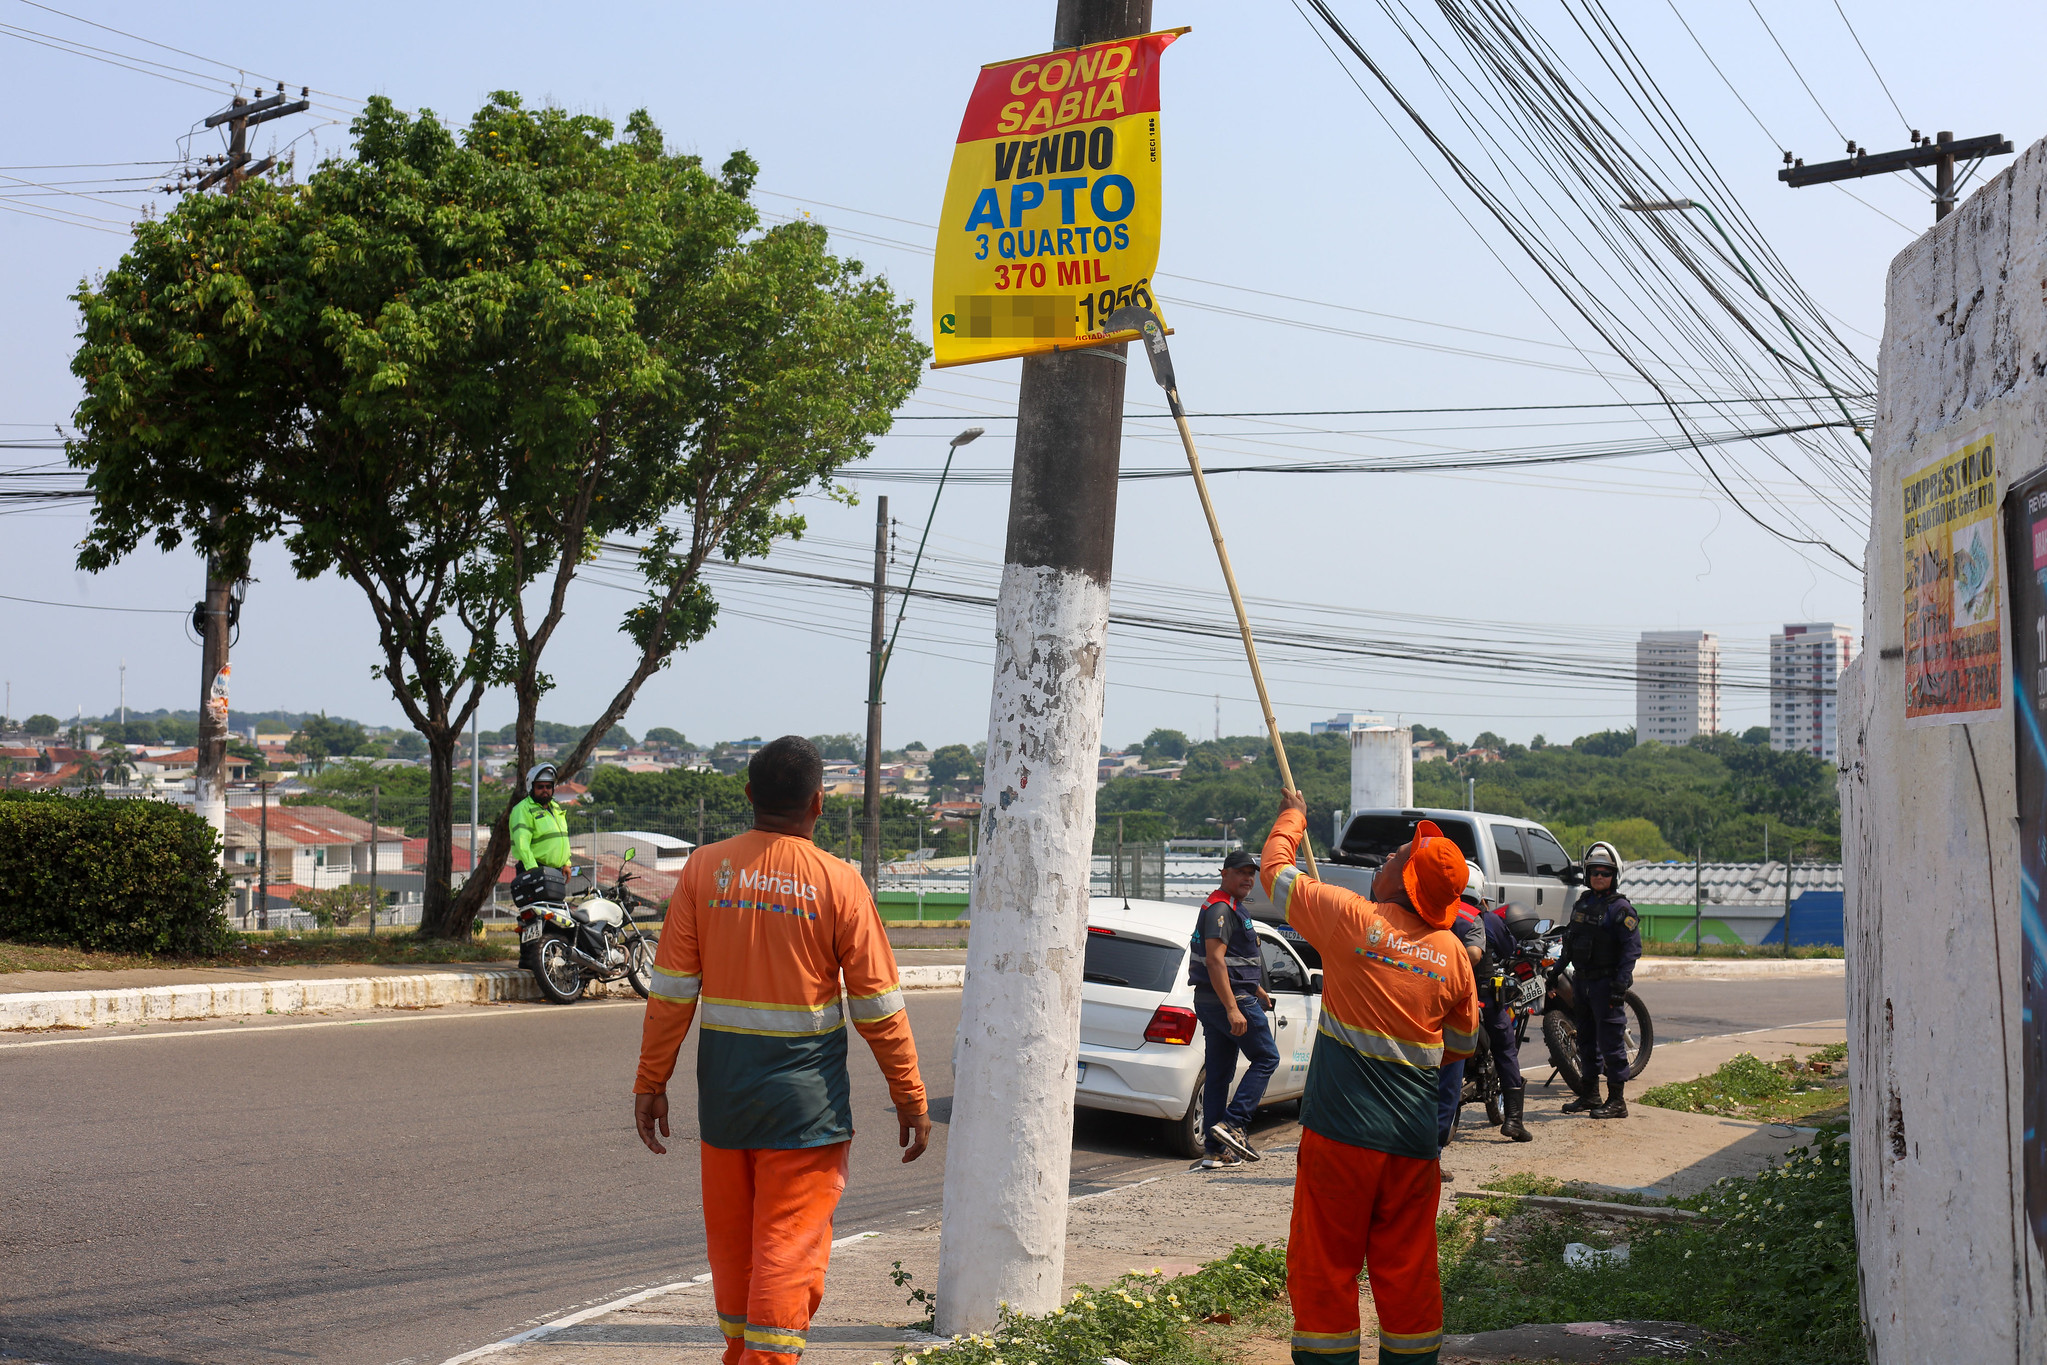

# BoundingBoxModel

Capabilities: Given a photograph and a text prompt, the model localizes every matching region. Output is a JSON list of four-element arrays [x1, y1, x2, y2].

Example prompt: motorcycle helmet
[[1460, 861, 1487, 906], [526, 763, 559, 797], [1581, 840, 1624, 882]]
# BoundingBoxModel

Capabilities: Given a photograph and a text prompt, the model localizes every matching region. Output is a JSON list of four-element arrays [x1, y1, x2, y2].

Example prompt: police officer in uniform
[[1477, 884, 1533, 1141], [1556, 841, 1641, 1119]]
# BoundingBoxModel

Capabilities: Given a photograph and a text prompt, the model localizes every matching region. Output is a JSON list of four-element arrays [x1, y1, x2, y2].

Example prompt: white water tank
[[1349, 725, 1413, 811]]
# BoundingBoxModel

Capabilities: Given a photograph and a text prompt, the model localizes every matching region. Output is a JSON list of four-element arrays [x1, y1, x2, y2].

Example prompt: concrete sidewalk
[[0, 954, 968, 1030], [466, 1016, 1847, 1364]]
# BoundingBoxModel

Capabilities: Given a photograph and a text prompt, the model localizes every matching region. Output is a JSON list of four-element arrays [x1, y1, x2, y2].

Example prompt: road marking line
[[0, 1001, 643, 1050], [1659, 1017, 1846, 1045], [831, 1230, 882, 1248], [436, 1277, 700, 1364]]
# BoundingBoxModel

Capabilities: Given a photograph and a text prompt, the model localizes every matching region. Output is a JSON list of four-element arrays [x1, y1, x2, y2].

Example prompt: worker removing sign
[[931, 27, 1185, 367]]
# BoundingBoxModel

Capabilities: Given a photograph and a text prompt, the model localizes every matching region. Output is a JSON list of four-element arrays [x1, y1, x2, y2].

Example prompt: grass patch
[[1476, 1172, 1650, 1205], [0, 932, 517, 973], [889, 1243, 1289, 1364], [1640, 1046, 1848, 1123], [1441, 1130, 1858, 1364], [1641, 942, 1843, 959]]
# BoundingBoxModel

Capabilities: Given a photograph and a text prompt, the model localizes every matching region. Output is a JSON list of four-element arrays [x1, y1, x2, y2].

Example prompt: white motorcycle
[[514, 847, 656, 1004]]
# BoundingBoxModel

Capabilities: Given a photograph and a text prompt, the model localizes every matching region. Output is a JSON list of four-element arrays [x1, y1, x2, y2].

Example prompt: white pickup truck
[[1247, 806, 1584, 945]]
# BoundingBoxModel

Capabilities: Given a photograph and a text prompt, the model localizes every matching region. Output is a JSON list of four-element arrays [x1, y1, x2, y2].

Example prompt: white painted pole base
[[937, 562, 1110, 1335]]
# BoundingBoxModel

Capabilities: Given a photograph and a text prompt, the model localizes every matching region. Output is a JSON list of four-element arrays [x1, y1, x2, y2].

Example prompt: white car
[[1076, 896, 1323, 1158]]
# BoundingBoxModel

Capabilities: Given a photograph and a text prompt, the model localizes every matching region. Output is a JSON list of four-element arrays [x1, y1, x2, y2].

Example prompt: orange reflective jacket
[[1262, 809, 1480, 1158], [635, 830, 926, 1150]]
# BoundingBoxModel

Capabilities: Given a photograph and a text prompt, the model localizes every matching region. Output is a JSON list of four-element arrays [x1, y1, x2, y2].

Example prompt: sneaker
[[1200, 1150, 1242, 1170], [1210, 1121, 1261, 1163]]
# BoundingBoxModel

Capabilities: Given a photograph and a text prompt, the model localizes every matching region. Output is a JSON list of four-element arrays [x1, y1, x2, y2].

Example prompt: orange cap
[[1401, 819, 1467, 930]]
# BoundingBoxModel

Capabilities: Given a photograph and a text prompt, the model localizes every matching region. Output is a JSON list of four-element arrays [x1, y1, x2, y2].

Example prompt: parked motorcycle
[[514, 847, 656, 1004]]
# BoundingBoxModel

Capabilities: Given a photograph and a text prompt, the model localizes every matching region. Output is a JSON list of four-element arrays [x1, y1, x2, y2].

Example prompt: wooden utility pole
[[938, 0, 1150, 1334], [1779, 130, 2013, 222], [862, 495, 889, 891], [258, 780, 272, 932], [183, 88, 308, 843]]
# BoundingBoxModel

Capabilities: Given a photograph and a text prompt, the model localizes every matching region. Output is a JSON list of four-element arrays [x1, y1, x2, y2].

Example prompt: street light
[[879, 426, 984, 684], [1621, 198, 1869, 450]]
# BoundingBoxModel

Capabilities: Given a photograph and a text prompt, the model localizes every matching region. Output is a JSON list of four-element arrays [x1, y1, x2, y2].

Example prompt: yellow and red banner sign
[[1903, 429, 2003, 726], [931, 28, 1185, 368]]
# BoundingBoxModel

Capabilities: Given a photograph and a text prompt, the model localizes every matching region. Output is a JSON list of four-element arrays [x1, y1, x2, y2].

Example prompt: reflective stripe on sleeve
[[648, 966, 700, 1004], [847, 986, 905, 1022], [1442, 1022, 1479, 1054], [698, 997, 845, 1036], [1272, 865, 1303, 921], [716, 1311, 746, 1340], [1318, 1010, 1444, 1068]]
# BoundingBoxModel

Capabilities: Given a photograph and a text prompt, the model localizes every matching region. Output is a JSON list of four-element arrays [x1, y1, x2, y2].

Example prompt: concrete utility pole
[[183, 87, 308, 842], [936, 0, 1148, 1333], [862, 495, 889, 891]]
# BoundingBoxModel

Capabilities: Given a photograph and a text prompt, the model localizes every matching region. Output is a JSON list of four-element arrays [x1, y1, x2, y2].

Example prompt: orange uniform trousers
[[1288, 1127, 1444, 1365], [701, 1140, 850, 1365]]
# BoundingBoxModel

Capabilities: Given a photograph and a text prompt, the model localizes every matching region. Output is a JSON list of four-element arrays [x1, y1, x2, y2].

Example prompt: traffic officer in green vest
[[509, 763, 573, 890], [1557, 840, 1641, 1119]]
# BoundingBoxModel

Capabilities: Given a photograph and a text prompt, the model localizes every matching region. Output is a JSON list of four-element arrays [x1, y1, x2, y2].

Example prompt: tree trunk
[[417, 729, 463, 938]]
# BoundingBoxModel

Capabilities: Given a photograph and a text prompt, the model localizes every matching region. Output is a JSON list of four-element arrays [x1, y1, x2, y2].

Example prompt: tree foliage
[[70, 92, 924, 936]]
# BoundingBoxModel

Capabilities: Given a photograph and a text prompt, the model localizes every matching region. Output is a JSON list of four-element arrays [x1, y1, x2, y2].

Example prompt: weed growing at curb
[[0, 932, 518, 973], [888, 1243, 1288, 1365], [1640, 1045, 1848, 1123], [1442, 1130, 1858, 1364], [1639, 942, 1843, 959]]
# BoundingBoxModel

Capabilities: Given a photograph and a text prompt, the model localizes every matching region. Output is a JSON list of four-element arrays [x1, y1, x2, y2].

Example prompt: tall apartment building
[[1770, 622, 1855, 761], [1635, 630, 1721, 744]]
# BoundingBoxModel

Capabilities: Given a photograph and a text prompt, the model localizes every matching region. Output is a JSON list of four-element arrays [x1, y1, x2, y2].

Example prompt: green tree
[[1142, 728, 1189, 763], [71, 93, 922, 937], [24, 714, 59, 737], [644, 726, 689, 748], [927, 743, 980, 797], [807, 733, 862, 761]]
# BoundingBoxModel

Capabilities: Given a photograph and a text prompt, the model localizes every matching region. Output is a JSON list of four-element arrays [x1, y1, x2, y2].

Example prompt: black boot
[[1590, 1077, 1629, 1119], [1561, 1080, 1600, 1114], [1500, 1087, 1533, 1141]]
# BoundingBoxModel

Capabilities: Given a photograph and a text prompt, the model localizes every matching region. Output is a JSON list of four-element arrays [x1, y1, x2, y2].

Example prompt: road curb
[[0, 963, 967, 1031], [1633, 958, 1843, 978]]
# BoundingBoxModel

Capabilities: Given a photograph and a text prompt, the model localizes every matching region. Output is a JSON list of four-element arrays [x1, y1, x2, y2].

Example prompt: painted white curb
[[1632, 958, 1843, 979], [0, 963, 967, 1032]]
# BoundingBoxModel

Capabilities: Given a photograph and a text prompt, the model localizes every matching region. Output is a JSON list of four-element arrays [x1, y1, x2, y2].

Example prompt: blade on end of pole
[[1105, 304, 1175, 391]]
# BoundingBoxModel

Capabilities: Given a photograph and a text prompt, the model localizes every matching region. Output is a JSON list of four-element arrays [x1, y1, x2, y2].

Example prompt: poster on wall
[[930, 28, 1185, 368], [2007, 466, 2047, 1257], [1904, 430, 2003, 725]]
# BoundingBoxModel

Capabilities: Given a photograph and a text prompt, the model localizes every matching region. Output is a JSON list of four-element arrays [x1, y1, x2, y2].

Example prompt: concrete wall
[[1844, 135, 2047, 1363], [1349, 725, 1413, 810]]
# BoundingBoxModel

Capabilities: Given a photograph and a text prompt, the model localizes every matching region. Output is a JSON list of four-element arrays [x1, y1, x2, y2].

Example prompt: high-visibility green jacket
[[509, 796, 571, 871]]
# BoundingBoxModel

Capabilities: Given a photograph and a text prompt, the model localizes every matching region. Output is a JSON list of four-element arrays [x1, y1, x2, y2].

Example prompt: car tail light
[[1144, 1004, 1199, 1046], [1087, 925, 1116, 935], [517, 909, 537, 925], [1512, 961, 1534, 979]]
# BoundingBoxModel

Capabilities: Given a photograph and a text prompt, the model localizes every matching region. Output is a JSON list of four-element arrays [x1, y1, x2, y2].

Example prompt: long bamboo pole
[[1105, 305, 1320, 877]]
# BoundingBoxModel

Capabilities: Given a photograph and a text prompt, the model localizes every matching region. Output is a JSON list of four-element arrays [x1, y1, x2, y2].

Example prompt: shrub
[[0, 791, 233, 954], [291, 884, 380, 928]]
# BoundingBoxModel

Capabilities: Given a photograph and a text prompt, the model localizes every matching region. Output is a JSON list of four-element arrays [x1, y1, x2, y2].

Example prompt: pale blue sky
[[3, 0, 2037, 748]]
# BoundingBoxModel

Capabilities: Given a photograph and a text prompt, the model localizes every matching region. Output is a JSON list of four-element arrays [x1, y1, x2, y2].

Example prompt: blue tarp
[[1759, 890, 1844, 946]]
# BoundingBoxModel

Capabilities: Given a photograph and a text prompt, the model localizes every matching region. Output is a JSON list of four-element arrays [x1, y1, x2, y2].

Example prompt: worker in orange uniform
[[633, 735, 931, 1365], [1263, 789, 1479, 1365]]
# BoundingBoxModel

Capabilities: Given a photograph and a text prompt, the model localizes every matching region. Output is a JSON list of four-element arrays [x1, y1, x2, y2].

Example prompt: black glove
[[1613, 978, 1632, 996]]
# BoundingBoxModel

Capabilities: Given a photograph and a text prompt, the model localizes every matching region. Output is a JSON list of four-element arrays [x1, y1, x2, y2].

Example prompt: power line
[[1828, 0, 1912, 136], [0, 591, 186, 615], [1743, 0, 1846, 142], [888, 394, 1866, 420]]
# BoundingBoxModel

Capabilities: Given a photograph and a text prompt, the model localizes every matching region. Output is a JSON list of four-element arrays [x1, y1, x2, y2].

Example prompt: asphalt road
[[0, 973, 1843, 1365]]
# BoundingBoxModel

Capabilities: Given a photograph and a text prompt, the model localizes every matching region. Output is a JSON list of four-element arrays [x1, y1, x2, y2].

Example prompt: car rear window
[[1083, 931, 1185, 992], [1339, 815, 1479, 865]]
